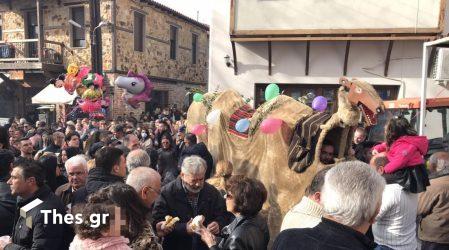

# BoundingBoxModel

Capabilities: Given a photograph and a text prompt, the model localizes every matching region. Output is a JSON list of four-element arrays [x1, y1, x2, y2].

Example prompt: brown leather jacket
[[55, 183, 73, 209], [418, 172, 449, 244]]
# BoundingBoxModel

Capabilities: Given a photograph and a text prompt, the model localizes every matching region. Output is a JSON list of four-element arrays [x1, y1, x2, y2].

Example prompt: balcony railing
[[0, 39, 64, 67]]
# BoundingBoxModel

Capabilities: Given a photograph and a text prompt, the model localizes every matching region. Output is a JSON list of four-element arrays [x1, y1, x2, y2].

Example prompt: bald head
[[126, 149, 150, 172], [126, 167, 161, 207], [370, 152, 388, 175], [428, 151, 449, 174]]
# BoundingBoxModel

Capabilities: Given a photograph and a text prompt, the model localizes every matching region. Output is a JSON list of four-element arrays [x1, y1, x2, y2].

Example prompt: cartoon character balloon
[[50, 63, 109, 118], [114, 71, 154, 109]]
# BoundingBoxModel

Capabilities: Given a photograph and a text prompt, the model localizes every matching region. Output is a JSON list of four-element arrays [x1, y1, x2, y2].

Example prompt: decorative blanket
[[228, 104, 255, 138], [288, 112, 332, 173]]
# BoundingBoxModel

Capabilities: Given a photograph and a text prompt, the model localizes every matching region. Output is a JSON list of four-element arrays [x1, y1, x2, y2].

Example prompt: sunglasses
[[223, 192, 233, 199]]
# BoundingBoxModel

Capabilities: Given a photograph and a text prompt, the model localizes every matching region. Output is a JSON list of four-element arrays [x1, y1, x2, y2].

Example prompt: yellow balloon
[[67, 63, 79, 75]]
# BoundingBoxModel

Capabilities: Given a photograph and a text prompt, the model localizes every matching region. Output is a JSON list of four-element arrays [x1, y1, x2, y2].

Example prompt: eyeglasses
[[223, 192, 233, 199], [148, 186, 161, 195]]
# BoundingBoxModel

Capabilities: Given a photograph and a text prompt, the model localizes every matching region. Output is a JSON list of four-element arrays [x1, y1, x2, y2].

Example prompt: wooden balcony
[[0, 39, 65, 73]]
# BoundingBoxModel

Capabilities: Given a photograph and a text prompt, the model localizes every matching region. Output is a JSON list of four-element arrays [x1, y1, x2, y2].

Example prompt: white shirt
[[373, 184, 418, 250]]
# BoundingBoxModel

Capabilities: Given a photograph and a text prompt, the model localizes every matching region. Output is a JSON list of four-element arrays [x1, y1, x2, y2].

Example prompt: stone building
[[0, 0, 209, 122]]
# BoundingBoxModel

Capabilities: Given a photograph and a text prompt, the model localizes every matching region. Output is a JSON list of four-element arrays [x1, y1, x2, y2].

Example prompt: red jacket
[[373, 135, 428, 174]]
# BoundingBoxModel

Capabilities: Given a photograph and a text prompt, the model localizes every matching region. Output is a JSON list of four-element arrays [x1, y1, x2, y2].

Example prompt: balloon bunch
[[50, 63, 109, 119]]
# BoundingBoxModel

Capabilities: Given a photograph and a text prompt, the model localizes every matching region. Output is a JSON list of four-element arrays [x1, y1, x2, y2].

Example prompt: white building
[[209, 0, 449, 114]]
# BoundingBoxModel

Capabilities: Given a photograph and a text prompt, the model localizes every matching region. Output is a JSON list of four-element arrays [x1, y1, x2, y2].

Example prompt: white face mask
[[141, 132, 148, 139]]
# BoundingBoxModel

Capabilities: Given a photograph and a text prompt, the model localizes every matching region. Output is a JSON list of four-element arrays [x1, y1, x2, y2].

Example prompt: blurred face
[[184, 138, 191, 147], [8, 128, 15, 137], [13, 130, 22, 139], [161, 138, 170, 150], [55, 134, 65, 146], [67, 135, 80, 148], [353, 130, 366, 145], [23, 124, 31, 131], [20, 139, 34, 156], [127, 135, 140, 151], [320, 145, 335, 164], [61, 150, 68, 163], [144, 180, 161, 208], [7, 168, 32, 197], [67, 164, 87, 190], [181, 171, 205, 194], [113, 155, 127, 177], [369, 153, 386, 175], [224, 191, 236, 213], [99, 121, 107, 130]]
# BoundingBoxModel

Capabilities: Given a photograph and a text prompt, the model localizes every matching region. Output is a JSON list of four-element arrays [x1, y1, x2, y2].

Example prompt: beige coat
[[418, 174, 449, 244]]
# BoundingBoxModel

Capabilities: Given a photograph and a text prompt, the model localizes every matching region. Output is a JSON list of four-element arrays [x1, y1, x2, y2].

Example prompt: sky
[[153, 0, 211, 25]]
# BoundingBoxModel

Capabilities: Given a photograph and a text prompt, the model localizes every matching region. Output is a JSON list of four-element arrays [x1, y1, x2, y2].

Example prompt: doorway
[[25, 10, 38, 58]]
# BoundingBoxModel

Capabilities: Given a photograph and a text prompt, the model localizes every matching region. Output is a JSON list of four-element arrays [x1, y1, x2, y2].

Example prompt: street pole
[[89, 0, 102, 74]]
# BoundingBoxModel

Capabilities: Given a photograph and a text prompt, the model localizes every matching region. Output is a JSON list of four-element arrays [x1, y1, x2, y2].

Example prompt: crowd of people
[[0, 110, 447, 250]]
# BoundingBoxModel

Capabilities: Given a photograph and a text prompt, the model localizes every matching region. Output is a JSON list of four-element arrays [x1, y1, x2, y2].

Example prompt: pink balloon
[[192, 124, 207, 135], [94, 73, 104, 88], [260, 118, 283, 134]]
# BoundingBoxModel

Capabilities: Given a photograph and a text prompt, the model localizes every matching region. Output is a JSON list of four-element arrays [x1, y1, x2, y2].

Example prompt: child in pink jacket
[[372, 117, 429, 192]]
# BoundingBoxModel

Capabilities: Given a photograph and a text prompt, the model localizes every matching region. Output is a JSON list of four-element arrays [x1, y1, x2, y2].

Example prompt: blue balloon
[[235, 118, 250, 133]]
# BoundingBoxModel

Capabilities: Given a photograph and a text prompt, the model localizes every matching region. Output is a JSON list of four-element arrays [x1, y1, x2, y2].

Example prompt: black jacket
[[212, 215, 269, 250], [42, 144, 61, 154], [5, 185, 74, 250], [157, 148, 179, 185], [72, 167, 124, 205], [272, 218, 376, 250], [152, 177, 227, 250], [0, 177, 15, 236], [180, 143, 214, 179]]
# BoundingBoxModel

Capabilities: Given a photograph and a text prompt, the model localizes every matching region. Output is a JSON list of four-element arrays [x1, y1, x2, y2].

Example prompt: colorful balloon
[[67, 63, 79, 75], [235, 118, 250, 133], [206, 110, 221, 125], [94, 73, 104, 89], [191, 124, 207, 135], [260, 118, 283, 134], [312, 96, 328, 112], [264, 83, 280, 101], [193, 93, 204, 102]]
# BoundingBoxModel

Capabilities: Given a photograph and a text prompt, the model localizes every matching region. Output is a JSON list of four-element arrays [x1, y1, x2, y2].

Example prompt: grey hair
[[65, 155, 88, 172], [126, 149, 150, 172], [429, 152, 449, 172], [126, 167, 161, 193], [321, 161, 386, 228], [181, 155, 206, 175]]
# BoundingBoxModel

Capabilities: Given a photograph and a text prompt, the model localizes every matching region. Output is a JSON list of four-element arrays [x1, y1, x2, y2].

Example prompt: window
[[70, 7, 85, 48], [134, 11, 145, 52], [191, 33, 198, 64], [170, 25, 178, 60]]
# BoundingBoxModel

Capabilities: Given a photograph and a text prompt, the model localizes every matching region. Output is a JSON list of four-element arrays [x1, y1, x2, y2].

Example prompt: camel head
[[339, 77, 384, 126]]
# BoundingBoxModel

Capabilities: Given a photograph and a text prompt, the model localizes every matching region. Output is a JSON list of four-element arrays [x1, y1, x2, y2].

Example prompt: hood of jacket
[[85, 167, 124, 195], [393, 135, 428, 155]]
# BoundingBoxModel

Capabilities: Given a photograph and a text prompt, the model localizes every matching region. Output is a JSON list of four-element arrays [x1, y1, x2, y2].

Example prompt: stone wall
[[114, 0, 208, 85], [0, 0, 209, 119]]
